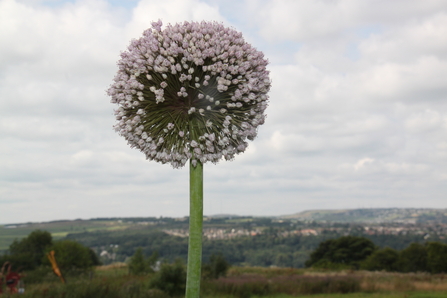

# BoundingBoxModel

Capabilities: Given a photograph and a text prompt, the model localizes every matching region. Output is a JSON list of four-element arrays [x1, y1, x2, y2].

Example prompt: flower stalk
[[186, 159, 203, 298], [108, 20, 270, 298]]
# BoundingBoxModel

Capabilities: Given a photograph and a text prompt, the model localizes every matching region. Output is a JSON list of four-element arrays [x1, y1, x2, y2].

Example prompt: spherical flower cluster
[[107, 20, 271, 168]]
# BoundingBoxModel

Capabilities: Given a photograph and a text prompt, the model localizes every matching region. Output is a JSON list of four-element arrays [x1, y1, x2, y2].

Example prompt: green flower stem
[[185, 159, 203, 298]]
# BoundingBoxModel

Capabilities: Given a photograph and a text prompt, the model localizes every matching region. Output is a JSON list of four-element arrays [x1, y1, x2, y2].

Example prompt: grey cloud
[[1, 0, 447, 224]]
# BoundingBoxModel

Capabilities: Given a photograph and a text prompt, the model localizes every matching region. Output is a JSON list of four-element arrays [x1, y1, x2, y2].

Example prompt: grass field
[[4, 248, 446, 297], [12, 264, 447, 298]]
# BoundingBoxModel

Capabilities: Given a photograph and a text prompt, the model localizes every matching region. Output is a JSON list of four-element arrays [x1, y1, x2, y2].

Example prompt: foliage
[[5, 218, 446, 270], [426, 241, 447, 273], [129, 247, 148, 275], [3, 230, 53, 270], [361, 247, 399, 271], [128, 248, 159, 275], [202, 253, 230, 279], [0, 229, 101, 280], [88, 246, 102, 266], [361, 234, 427, 251], [397, 242, 427, 272], [21, 266, 55, 284], [66, 226, 433, 269], [306, 236, 447, 274], [45, 239, 98, 275], [150, 259, 187, 297], [305, 236, 376, 268]]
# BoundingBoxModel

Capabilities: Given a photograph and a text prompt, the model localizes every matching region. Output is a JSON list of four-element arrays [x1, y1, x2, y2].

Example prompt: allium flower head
[[108, 20, 271, 168]]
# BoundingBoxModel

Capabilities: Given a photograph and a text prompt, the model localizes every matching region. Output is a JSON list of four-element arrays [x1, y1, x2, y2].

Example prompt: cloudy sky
[[1, 0, 447, 224]]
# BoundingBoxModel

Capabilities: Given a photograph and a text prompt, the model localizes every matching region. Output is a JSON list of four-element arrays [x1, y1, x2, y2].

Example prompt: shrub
[[426, 242, 447, 273], [45, 240, 97, 276], [4, 230, 53, 270], [202, 253, 230, 279], [129, 247, 153, 275], [21, 266, 54, 284], [305, 236, 376, 269], [397, 242, 427, 272], [150, 259, 186, 297], [361, 247, 399, 271]]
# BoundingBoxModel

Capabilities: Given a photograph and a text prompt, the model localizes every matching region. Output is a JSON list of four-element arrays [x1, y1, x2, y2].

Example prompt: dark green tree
[[47, 240, 97, 274], [305, 238, 334, 268], [87, 247, 102, 266], [397, 242, 427, 272], [150, 259, 186, 297], [361, 247, 399, 271], [129, 247, 153, 275], [245, 250, 275, 267], [7, 230, 53, 270], [305, 236, 376, 269], [274, 253, 292, 268], [426, 242, 447, 273], [202, 253, 229, 279], [147, 251, 160, 271]]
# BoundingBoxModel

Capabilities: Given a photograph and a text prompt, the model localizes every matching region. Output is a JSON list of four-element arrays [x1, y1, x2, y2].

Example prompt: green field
[[0, 219, 130, 250], [17, 265, 447, 298]]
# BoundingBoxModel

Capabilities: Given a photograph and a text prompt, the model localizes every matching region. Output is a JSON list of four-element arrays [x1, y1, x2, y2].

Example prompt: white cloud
[[123, 0, 227, 43], [358, 12, 447, 62], [250, 0, 447, 42], [405, 109, 444, 133], [1, 0, 447, 223], [353, 158, 375, 171], [249, 0, 355, 41]]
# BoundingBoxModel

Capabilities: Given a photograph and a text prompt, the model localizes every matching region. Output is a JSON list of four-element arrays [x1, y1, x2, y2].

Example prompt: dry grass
[[23, 264, 447, 298], [358, 271, 447, 292], [95, 262, 127, 271], [226, 267, 447, 296], [95, 262, 129, 277], [228, 266, 304, 277], [204, 272, 362, 297]]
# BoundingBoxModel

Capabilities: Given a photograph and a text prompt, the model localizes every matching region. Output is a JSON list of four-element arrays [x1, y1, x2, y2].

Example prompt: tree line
[[3, 229, 447, 277], [66, 227, 435, 268], [306, 235, 447, 273], [0, 230, 100, 282]]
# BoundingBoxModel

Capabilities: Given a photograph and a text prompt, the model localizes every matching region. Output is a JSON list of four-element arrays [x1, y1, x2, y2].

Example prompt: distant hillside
[[0, 219, 132, 251], [281, 208, 447, 223], [2, 208, 447, 251]]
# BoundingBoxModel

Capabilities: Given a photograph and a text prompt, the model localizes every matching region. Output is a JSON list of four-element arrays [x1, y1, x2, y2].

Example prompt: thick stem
[[185, 160, 203, 298]]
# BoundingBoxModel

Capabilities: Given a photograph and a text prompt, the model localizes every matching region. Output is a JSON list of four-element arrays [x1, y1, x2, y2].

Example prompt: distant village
[[161, 221, 447, 241]]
